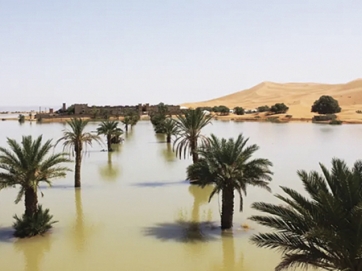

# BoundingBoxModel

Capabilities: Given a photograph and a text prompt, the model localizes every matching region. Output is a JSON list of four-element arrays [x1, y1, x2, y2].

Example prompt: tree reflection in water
[[14, 235, 51, 271], [99, 152, 121, 182], [161, 143, 177, 162], [74, 189, 85, 252], [71, 189, 100, 254]]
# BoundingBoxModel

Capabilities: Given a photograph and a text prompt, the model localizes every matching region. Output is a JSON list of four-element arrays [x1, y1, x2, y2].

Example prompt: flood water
[[0, 120, 362, 271]]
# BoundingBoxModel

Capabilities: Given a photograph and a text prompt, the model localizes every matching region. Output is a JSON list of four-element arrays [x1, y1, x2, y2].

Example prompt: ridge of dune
[[182, 79, 362, 122]]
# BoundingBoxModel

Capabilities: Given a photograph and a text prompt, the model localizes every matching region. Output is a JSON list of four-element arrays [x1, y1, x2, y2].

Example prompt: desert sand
[[182, 79, 362, 123]]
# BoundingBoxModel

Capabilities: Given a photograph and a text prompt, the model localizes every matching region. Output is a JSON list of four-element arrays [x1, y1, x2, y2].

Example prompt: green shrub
[[233, 107, 245, 115], [13, 205, 57, 238], [311, 95, 341, 114], [270, 103, 289, 114], [212, 105, 230, 115], [257, 105, 270, 112]]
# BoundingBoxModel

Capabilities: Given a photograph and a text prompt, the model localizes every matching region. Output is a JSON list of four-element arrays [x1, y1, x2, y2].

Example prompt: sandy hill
[[182, 79, 362, 122]]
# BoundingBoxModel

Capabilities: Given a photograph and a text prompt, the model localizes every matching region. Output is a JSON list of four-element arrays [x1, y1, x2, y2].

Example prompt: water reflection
[[73, 189, 85, 252], [14, 236, 51, 271], [124, 130, 134, 141], [189, 185, 214, 222], [99, 152, 121, 181], [161, 143, 176, 162], [155, 133, 166, 143], [211, 232, 245, 271]]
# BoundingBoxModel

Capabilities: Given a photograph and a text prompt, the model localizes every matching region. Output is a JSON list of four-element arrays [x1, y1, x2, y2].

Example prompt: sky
[[1, 0, 362, 108]]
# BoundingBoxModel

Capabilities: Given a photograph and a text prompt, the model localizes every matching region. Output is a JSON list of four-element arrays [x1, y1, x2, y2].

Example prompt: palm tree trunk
[[191, 139, 198, 163], [125, 124, 128, 132], [166, 134, 171, 143], [75, 149, 82, 188], [221, 185, 234, 230], [107, 134, 112, 151], [25, 187, 38, 217]]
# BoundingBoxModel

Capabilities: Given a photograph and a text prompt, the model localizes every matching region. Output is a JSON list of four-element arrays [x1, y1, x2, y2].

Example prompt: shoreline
[[2, 114, 362, 124]]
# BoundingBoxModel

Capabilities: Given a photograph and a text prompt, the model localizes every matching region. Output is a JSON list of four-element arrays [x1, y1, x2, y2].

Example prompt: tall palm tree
[[162, 117, 178, 143], [250, 158, 362, 271], [0, 135, 70, 216], [56, 118, 101, 188], [174, 108, 212, 163], [0, 135, 70, 236], [187, 134, 272, 230], [96, 120, 123, 151]]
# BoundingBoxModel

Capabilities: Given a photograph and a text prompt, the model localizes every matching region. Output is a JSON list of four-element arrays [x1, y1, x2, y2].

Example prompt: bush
[[257, 105, 270, 112], [233, 107, 245, 115], [356, 110, 362, 114], [18, 114, 25, 123], [13, 205, 57, 238], [270, 103, 289, 114], [312, 114, 337, 122], [311, 95, 341, 114], [212, 105, 229, 115], [285, 115, 293, 118]]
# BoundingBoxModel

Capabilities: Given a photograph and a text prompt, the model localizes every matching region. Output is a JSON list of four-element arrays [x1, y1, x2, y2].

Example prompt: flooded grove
[[0, 120, 362, 271]]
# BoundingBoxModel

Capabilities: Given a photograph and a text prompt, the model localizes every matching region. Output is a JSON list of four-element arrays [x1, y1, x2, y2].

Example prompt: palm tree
[[122, 112, 140, 132], [187, 134, 272, 230], [250, 158, 362, 271], [56, 118, 101, 188], [121, 116, 132, 132], [0, 135, 70, 236], [96, 120, 123, 151], [174, 108, 212, 163], [162, 117, 178, 143]]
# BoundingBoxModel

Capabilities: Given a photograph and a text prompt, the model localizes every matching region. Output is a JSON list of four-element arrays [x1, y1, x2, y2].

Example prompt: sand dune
[[182, 79, 362, 122]]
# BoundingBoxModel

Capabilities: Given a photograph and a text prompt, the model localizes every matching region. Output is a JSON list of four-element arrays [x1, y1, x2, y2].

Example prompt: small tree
[[212, 105, 229, 116], [218, 105, 230, 116], [257, 105, 270, 112], [150, 103, 169, 133], [233, 107, 245, 115], [270, 103, 289, 114], [18, 114, 25, 123], [311, 95, 341, 114]]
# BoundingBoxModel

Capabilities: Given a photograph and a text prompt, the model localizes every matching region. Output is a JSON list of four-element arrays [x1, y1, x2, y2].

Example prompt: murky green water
[[0, 120, 361, 271]]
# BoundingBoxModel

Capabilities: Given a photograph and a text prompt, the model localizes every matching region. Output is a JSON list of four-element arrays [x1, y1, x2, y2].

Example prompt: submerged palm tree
[[162, 117, 178, 143], [122, 111, 140, 132], [96, 120, 123, 151], [57, 118, 101, 188], [187, 134, 272, 230], [0, 135, 70, 236], [174, 108, 212, 163], [250, 158, 362, 271]]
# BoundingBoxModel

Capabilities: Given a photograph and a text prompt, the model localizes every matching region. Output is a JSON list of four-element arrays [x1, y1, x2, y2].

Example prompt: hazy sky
[[1, 0, 362, 107]]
